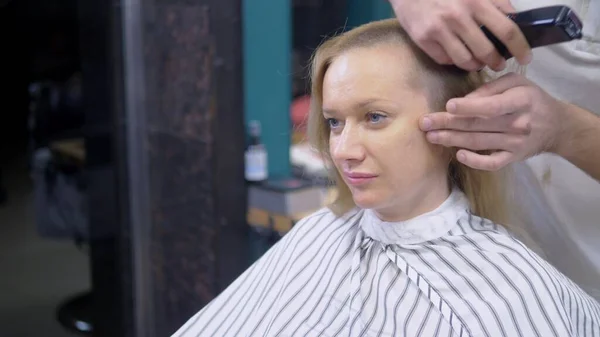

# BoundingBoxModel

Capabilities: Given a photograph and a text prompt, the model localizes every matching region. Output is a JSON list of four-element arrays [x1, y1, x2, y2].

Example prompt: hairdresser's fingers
[[492, 0, 516, 13], [456, 149, 514, 171], [448, 88, 530, 117], [465, 72, 530, 98], [419, 40, 453, 65], [426, 130, 524, 151], [473, 0, 532, 65], [420, 112, 532, 134], [450, 10, 506, 71], [435, 24, 483, 71]]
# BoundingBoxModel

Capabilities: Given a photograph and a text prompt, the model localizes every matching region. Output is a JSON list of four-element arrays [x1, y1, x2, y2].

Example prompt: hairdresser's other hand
[[419, 73, 566, 171], [389, 0, 532, 71]]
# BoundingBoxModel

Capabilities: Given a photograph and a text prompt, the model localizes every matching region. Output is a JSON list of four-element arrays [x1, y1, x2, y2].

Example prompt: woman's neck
[[373, 178, 452, 222]]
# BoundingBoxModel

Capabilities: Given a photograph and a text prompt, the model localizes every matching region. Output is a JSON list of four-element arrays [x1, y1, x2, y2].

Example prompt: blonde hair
[[307, 18, 513, 229]]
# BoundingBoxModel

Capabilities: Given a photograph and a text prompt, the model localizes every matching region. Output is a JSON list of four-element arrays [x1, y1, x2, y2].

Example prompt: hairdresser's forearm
[[552, 103, 600, 181]]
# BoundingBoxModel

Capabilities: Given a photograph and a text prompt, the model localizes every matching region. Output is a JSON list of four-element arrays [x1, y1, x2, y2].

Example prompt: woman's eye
[[326, 118, 340, 128], [367, 112, 386, 123]]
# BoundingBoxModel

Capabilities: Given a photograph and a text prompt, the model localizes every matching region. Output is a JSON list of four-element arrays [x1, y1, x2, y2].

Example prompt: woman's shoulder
[[441, 213, 600, 334], [448, 211, 535, 253], [445, 212, 587, 294], [455, 213, 600, 297]]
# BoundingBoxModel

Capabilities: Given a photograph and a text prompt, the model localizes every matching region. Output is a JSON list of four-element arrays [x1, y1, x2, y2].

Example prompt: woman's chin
[[351, 192, 382, 210]]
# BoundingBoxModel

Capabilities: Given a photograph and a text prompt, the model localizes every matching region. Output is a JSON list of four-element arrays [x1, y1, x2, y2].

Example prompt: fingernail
[[427, 131, 439, 143], [457, 151, 466, 162], [447, 101, 457, 113], [421, 117, 432, 131]]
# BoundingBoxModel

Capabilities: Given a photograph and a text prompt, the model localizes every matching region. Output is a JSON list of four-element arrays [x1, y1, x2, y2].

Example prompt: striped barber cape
[[173, 188, 600, 337]]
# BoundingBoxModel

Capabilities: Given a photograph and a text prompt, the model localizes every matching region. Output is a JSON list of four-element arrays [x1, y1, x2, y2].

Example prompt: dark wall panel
[[78, 0, 246, 336]]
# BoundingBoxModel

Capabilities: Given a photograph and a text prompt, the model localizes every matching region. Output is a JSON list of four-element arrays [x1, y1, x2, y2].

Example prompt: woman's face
[[322, 44, 450, 221]]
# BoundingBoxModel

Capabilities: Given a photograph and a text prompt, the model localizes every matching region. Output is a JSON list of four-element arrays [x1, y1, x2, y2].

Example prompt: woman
[[172, 19, 600, 337]]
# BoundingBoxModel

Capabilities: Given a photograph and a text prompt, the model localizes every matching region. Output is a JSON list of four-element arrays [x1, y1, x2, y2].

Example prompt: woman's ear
[[434, 143, 454, 162], [445, 148, 459, 168]]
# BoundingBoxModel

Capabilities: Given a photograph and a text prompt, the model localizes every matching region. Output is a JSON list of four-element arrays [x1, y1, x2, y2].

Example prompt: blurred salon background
[[0, 0, 395, 336]]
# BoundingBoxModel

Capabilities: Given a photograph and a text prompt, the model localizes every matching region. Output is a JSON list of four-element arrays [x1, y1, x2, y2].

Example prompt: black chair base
[[56, 291, 93, 335]]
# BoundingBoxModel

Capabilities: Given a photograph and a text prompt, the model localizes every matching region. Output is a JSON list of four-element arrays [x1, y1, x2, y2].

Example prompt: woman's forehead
[[327, 45, 416, 83], [322, 46, 422, 109]]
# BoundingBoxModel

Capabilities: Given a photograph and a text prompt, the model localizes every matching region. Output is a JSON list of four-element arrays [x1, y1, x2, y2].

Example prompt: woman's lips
[[344, 172, 378, 186]]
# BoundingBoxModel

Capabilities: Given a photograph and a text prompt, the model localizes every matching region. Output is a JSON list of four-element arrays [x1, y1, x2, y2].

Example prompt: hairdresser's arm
[[389, 0, 532, 71], [552, 103, 600, 181], [419, 73, 600, 181]]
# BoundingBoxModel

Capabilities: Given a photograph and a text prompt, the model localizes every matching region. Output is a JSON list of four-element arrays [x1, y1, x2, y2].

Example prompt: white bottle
[[245, 120, 268, 182]]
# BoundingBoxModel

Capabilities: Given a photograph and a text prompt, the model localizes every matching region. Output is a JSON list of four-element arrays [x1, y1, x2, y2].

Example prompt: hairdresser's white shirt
[[510, 0, 600, 300]]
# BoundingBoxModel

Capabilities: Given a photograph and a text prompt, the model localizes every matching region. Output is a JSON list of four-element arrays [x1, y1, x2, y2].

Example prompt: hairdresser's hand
[[419, 73, 566, 171], [389, 0, 532, 71]]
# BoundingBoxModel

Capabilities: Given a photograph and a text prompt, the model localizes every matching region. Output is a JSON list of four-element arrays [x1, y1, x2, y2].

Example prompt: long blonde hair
[[307, 18, 512, 229]]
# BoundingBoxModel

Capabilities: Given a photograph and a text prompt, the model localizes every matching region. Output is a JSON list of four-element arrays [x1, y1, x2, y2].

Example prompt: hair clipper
[[481, 5, 584, 59]]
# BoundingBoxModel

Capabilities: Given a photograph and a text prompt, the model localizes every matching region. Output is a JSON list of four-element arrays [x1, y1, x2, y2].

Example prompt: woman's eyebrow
[[355, 98, 380, 109], [322, 108, 337, 116], [322, 98, 387, 115]]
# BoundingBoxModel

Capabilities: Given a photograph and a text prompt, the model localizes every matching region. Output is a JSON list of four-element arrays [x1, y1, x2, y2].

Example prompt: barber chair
[[57, 292, 93, 334], [32, 142, 93, 336], [29, 77, 93, 335]]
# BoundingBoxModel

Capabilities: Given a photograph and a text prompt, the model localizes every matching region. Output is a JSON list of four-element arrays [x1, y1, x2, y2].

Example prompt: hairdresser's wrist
[[550, 102, 600, 180], [551, 103, 585, 156]]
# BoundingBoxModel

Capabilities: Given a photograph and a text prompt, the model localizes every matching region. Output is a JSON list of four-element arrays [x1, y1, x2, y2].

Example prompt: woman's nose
[[331, 125, 365, 162]]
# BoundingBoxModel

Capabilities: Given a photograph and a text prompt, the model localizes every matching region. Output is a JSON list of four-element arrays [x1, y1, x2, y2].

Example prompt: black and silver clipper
[[482, 5, 584, 59]]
